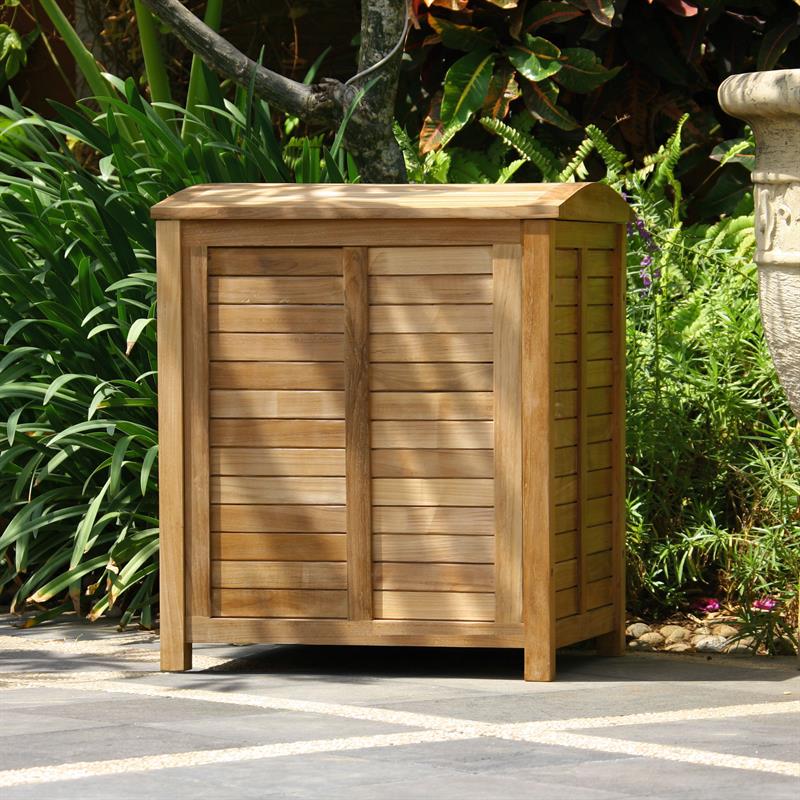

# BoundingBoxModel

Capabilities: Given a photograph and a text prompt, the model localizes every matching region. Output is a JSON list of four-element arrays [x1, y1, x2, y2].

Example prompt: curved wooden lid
[[151, 182, 631, 222]]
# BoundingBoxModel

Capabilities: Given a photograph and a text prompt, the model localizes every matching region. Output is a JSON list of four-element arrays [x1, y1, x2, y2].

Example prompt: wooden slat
[[371, 449, 493, 478], [209, 305, 344, 333], [369, 333, 492, 363], [156, 220, 189, 671], [586, 277, 613, 305], [212, 504, 346, 533], [555, 605, 614, 648], [372, 478, 494, 507], [209, 333, 343, 361], [369, 275, 492, 305], [555, 416, 613, 446], [555, 277, 577, 306], [554, 388, 613, 419], [554, 221, 617, 249], [212, 588, 347, 618], [556, 588, 578, 618], [578, 246, 590, 614], [370, 305, 493, 333], [555, 445, 577, 477], [371, 392, 493, 420], [186, 246, 210, 620], [555, 531, 612, 565], [586, 468, 613, 499], [371, 363, 493, 391], [212, 532, 346, 561], [183, 219, 521, 247], [371, 421, 493, 449], [212, 561, 347, 589], [210, 419, 344, 448], [208, 247, 342, 276], [210, 390, 345, 418], [373, 563, 494, 593], [554, 305, 613, 335], [586, 577, 613, 610], [369, 246, 492, 274], [584, 249, 615, 276], [493, 243, 523, 625], [553, 333, 613, 363], [553, 360, 613, 391], [210, 361, 345, 390], [372, 534, 494, 563], [522, 219, 556, 681], [373, 591, 494, 621], [554, 442, 612, 477], [212, 445, 342, 480], [209, 276, 343, 304], [372, 506, 494, 534], [343, 247, 372, 621], [555, 531, 577, 562], [190, 616, 524, 647], [586, 550, 613, 581], [554, 249, 578, 277], [555, 559, 578, 591], [211, 476, 346, 505]]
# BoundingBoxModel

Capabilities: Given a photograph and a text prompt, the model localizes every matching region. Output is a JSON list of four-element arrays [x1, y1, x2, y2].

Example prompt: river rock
[[693, 635, 728, 653], [711, 623, 739, 638], [625, 622, 651, 639], [662, 626, 691, 643], [665, 642, 693, 653], [639, 631, 665, 647], [628, 639, 652, 651], [726, 639, 756, 656]]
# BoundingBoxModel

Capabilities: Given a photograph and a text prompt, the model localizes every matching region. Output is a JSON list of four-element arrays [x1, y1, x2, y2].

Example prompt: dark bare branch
[[138, 0, 342, 127]]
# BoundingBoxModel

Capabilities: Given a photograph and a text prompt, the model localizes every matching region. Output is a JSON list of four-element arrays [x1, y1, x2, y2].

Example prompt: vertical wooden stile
[[522, 221, 556, 680], [185, 246, 210, 620], [343, 247, 372, 620], [577, 247, 589, 614], [494, 243, 523, 624], [596, 224, 626, 656], [157, 220, 191, 670]]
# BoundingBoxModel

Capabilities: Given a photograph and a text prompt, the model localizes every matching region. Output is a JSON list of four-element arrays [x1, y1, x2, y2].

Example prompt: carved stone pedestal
[[719, 70, 800, 414]]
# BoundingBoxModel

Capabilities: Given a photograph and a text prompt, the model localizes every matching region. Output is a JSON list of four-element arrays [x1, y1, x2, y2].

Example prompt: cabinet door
[[368, 245, 523, 624], [205, 247, 349, 619]]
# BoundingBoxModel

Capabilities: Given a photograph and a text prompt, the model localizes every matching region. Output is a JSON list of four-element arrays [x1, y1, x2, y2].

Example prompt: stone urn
[[718, 70, 800, 415]]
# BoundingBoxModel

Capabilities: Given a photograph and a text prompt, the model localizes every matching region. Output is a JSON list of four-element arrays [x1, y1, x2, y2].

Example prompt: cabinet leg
[[524, 644, 555, 681], [595, 628, 625, 657], [161, 640, 192, 672]]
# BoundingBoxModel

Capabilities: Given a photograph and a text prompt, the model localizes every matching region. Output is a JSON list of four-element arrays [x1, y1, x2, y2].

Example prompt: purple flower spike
[[752, 597, 778, 611], [692, 597, 720, 613], [641, 255, 653, 268]]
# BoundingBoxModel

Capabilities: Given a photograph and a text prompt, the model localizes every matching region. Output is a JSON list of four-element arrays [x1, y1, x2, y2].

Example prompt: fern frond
[[480, 117, 559, 181], [652, 113, 688, 191], [393, 122, 423, 183], [585, 124, 627, 178], [497, 158, 526, 184], [558, 135, 595, 182]]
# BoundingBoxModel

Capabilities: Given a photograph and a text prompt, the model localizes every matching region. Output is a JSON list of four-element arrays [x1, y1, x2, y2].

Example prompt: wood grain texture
[[553, 360, 613, 391], [372, 478, 494, 507], [369, 246, 492, 274], [209, 305, 344, 333], [554, 221, 617, 249], [211, 476, 346, 505], [371, 421, 493, 449], [210, 390, 345, 419], [555, 605, 614, 648], [156, 220, 189, 671], [370, 305, 493, 333], [371, 363, 493, 392], [211, 447, 345, 477], [369, 333, 492, 363], [212, 532, 347, 561], [344, 247, 373, 621], [186, 246, 210, 620], [209, 276, 343, 304], [211, 504, 346, 533], [212, 560, 347, 589], [210, 362, 345, 390], [373, 563, 494, 593], [372, 534, 495, 563], [369, 275, 492, 305], [521, 219, 556, 681], [209, 333, 343, 361], [371, 449, 493, 478], [208, 247, 342, 275], [372, 506, 494, 534], [213, 588, 347, 618], [152, 183, 631, 223], [210, 419, 345, 448], [493, 243, 523, 624], [370, 392, 493, 420], [373, 591, 495, 622]]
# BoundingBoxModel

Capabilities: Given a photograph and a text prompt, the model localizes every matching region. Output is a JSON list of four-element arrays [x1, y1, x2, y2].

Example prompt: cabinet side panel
[[157, 220, 190, 670]]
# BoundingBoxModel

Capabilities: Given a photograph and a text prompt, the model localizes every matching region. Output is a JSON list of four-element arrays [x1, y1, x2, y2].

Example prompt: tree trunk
[[138, 0, 407, 183]]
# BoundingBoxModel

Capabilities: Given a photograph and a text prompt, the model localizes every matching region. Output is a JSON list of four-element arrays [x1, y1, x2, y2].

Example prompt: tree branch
[[138, 0, 342, 127]]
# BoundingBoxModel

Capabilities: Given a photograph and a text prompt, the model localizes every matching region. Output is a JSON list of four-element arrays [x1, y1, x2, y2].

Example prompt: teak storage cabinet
[[152, 183, 628, 681]]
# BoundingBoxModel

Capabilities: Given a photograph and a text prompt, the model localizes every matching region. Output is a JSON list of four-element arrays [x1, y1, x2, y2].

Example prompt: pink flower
[[752, 597, 778, 612], [692, 597, 720, 613]]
